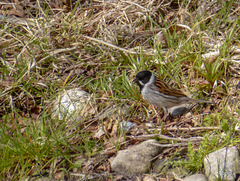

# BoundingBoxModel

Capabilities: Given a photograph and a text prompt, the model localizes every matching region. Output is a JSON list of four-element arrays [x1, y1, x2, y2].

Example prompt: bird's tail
[[192, 99, 215, 104]]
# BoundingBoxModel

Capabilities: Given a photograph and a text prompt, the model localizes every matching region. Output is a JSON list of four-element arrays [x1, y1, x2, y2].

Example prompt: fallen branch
[[132, 134, 203, 142], [149, 126, 220, 132], [81, 35, 155, 55]]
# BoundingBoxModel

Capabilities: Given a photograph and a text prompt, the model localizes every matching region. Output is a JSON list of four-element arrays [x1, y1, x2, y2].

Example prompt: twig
[[131, 134, 203, 142], [150, 142, 189, 147], [81, 35, 155, 55], [149, 126, 220, 132]]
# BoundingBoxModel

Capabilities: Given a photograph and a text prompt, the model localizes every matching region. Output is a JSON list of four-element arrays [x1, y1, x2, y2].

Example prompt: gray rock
[[120, 121, 136, 132], [111, 139, 162, 176], [204, 146, 240, 181], [183, 174, 207, 181], [153, 158, 168, 174]]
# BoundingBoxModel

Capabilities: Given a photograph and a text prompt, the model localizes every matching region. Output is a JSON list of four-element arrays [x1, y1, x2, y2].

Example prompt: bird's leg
[[151, 105, 161, 123], [161, 108, 171, 122]]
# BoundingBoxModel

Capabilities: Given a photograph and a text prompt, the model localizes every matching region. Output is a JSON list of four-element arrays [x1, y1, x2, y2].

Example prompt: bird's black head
[[133, 70, 153, 90]]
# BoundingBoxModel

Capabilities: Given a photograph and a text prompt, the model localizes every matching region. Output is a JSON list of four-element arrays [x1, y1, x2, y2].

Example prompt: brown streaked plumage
[[153, 78, 187, 98]]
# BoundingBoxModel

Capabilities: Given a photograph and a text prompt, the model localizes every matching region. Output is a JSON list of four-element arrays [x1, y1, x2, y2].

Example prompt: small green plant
[[195, 58, 224, 87], [186, 141, 205, 172], [1, 0, 240, 180], [122, 70, 141, 101], [165, 134, 221, 174]]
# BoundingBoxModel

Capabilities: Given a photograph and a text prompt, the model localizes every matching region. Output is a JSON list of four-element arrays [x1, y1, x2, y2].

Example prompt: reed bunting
[[133, 70, 214, 118]]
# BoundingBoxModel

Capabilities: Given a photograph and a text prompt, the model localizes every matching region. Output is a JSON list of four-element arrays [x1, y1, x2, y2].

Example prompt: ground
[[0, 0, 240, 180]]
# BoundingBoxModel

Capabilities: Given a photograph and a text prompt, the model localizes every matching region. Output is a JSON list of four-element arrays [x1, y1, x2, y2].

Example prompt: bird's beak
[[133, 77, 138, 82]]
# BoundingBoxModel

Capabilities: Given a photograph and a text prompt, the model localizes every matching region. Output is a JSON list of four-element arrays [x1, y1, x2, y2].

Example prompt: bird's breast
[[141, 85, 164, 108]]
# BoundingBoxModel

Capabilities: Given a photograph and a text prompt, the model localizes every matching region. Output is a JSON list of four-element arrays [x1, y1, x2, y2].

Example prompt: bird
[[133, 70, 214, 119]]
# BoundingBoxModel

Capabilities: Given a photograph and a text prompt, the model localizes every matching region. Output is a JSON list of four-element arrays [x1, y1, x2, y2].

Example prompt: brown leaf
[[0, 77, 14, 88], [3, 3, 25, 17], [31, 106, 41, 115]]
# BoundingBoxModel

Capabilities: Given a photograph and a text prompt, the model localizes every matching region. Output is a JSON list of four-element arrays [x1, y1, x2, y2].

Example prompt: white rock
[[120, 121, 136, 132], [204, 146, 240, 181], [183, 174, 207, 181], [143, 175, 157, 181], [51, 88, 96, 120]]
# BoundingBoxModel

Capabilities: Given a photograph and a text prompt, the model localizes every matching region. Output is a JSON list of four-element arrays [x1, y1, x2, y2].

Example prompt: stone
[[183, 174, 207, 181], [51, 88, 96, 121], [111, 140, 162, 176], [119, 121, 136, 132], [204, 146, 240, 181], [143, 175, 157, 181]]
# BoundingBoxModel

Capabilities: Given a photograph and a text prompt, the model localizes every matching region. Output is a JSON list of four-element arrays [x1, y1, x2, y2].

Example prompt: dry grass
[[0, 0, 240, 180]]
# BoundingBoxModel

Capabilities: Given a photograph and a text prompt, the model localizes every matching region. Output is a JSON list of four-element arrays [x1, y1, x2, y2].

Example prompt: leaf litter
[[0, 0, 240, 180]]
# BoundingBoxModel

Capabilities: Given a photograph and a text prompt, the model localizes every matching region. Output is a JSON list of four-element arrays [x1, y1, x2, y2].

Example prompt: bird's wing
[[153, 78, 187, 98]]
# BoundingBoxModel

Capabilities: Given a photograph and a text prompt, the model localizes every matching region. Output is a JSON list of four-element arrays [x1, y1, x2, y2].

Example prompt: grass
[[0, 0, 240, 180]]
